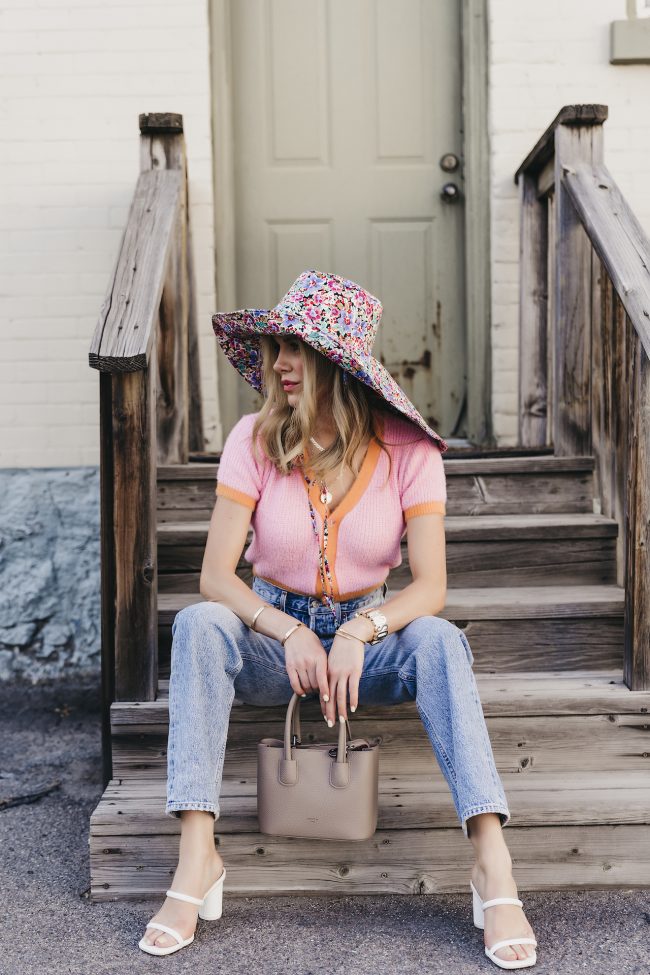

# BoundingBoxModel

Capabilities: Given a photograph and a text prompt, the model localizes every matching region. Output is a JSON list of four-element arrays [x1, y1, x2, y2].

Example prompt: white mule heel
[[470, 880, 537, 970], [197, 866, 227, 920], [139, 867, 227, 955]]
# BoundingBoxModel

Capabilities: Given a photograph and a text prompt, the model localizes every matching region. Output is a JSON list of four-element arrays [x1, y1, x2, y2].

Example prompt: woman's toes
[[494, 944, 518, 961]]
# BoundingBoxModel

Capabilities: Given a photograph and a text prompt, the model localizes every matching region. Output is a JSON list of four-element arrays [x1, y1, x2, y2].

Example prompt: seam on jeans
[[413, 696, 458, 785], [359, 666, 409, 679], [238, 652, 288, 676], [384, 666, 458, 785]]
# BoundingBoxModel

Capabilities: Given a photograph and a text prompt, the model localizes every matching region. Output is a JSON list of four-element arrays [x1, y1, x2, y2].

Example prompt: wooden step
[[157, 454, 596, 523], [109, 671, 648, 781], [89, 819, 650, 901], [156, 585, 625, 674], [157, 511, 618, 592], [89, 672, 650, 900]]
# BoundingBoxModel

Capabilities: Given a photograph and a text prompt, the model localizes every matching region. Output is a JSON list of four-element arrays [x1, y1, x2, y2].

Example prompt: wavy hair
[[249, 335, 422, 484]]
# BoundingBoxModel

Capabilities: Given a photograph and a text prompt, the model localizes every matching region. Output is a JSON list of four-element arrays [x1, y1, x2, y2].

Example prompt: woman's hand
[[323, 617, 374, 725], [282, 625, 331, 701]]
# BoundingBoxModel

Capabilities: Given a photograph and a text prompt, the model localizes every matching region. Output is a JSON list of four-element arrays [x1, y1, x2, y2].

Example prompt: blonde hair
[[249, 334, 419, 483]]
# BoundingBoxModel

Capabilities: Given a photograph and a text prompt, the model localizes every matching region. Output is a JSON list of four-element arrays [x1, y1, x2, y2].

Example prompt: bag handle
[[283, 692, 352, 764]]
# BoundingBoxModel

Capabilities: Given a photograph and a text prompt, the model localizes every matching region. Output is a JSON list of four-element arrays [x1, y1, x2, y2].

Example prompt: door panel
[[227, 0, 466, 436]]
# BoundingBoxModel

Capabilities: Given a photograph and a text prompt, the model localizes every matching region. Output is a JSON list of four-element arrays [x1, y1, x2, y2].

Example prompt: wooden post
[[517, 172, 548, 447], [111, 347, 159, 702], [156, 193, 189, 464], [99, 372, 116, 786], [624, 325, 650, 690], [553, 115, 605, 456], [139, 113, 203, 462]]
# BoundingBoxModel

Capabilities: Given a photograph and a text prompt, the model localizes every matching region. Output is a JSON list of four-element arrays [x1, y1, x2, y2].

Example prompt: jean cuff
[[461, 804, 511, 839], [165, 800, 218, 820]]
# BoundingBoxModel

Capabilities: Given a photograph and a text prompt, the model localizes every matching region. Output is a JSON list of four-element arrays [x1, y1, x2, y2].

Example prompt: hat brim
[[212, 308, 448, 453]]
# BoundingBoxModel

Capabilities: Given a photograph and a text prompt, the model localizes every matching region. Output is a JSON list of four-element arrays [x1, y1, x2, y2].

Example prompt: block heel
[[198, 866, 226, 920]]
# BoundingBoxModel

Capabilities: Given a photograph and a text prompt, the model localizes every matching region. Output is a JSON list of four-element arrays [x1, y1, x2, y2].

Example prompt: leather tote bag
[[257, 692, 380, 840]]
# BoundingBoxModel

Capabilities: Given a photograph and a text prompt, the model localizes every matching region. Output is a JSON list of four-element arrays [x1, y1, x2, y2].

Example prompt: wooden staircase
[[87, 109, 650, 902]]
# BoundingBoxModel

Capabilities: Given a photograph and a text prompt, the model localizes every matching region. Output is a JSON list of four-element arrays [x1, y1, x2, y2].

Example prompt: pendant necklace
[[309, 435, 342, 504], [302, 434, 344, 612]]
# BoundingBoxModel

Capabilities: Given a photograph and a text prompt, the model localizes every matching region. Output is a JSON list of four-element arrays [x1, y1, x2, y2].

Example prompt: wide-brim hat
[[212, 269, 448, 453]]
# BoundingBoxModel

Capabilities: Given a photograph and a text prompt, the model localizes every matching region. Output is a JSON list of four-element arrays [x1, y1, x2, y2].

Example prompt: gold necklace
[[309, 435, 343, 504]]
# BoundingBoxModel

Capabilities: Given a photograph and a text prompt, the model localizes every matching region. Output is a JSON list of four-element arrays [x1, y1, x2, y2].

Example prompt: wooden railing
[[515, 104, 650, 691], [89, 113, 203, 781]]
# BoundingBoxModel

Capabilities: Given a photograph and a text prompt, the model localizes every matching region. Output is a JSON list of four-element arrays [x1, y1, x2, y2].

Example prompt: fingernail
[[327, 719, 334, 727], [351, 705, 356, 712], [339, 715, 345, 723], [301, 693, 307, 698], [323, 694, 329, 702]]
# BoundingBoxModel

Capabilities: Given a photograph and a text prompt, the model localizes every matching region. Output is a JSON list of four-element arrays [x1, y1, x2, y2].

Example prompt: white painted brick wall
[[0, 0, 219, 466], [489, 0, 650, 444], [2, 1, 649, 463]]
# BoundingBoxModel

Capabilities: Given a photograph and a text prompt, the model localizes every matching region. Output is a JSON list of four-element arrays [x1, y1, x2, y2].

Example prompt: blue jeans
[[166, 577, 511, 839]]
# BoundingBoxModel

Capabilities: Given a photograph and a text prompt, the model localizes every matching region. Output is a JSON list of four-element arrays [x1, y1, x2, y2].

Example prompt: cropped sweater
[[215, 410, 447, 601]]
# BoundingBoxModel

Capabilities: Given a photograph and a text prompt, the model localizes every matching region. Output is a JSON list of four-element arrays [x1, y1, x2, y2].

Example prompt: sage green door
[[221, 0, 466, 439]]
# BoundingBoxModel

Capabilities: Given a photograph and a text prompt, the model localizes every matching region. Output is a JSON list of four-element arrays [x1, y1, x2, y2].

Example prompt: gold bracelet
[[336, 628, 367, 646], [281, 620, 304, 647], [250, 604, 270, 631]]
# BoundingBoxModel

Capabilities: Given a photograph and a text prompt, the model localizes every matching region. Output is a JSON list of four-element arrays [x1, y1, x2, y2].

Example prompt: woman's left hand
[[322, 618, 373, 724]]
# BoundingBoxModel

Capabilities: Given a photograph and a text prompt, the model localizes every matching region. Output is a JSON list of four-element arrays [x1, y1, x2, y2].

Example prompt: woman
[[139, 271, 538, 967]]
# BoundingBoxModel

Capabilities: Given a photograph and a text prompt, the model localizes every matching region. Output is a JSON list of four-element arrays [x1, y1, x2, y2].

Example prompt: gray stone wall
[[0, 468, 101, 682]]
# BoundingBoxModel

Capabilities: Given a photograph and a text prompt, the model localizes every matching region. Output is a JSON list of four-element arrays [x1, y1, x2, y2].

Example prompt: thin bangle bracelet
[[336, 629, 366, 646], [250, 604, 270, 631], [281, 620, 304, 647]]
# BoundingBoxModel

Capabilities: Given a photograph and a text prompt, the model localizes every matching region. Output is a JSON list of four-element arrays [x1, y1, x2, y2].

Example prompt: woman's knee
[[171, 600, 246, 668], [172, 599, 239, 635], [404, 615, 474, 666]]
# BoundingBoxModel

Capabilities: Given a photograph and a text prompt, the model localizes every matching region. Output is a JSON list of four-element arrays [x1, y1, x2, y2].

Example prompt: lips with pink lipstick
[[282, 380, 299, 389]]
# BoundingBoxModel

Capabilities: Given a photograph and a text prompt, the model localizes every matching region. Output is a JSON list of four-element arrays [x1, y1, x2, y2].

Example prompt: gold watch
[[354, 608, 389, 644]]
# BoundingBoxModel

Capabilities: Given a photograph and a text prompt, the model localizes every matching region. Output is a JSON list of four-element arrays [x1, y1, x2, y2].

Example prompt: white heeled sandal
[[138, 867, 226, 956], [470, 879, 538, 970]]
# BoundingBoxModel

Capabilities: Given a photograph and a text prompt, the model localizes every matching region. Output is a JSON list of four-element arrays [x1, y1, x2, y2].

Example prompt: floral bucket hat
[[211, 269, 448, 453]]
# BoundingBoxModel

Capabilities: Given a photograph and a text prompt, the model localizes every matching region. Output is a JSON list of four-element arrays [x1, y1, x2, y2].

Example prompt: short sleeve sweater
[[215, 410, 446, 601]]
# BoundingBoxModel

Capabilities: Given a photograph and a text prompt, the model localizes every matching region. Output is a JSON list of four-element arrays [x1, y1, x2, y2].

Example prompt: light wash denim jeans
[[166, 577, 511, 839]]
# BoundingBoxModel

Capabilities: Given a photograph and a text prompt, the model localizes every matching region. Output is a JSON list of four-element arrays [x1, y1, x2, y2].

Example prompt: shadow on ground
[[0, 678, 648, 975]]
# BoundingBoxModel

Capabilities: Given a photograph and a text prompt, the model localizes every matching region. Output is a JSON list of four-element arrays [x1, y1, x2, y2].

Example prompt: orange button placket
[[303, 436, 382, 603]]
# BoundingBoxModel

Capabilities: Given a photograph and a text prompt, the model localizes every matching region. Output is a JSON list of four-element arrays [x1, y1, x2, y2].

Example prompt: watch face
[[367, 609, 387, 625]]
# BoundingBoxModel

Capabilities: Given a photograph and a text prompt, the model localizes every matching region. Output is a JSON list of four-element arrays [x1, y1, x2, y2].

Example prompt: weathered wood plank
[[91, 769, 650, 834], [155, 184, 189, 465], [99, 372, 116, 787], [546, 189, 556, 448], [156, 614, 622, 676], [157, 512, 616, 547], [157, 584, 624, 622], [624, 312, 650, 689], [89, 824, 650, 900], [513, 104, 607, 184], [563, 162, 650, 362], [157, 455, 597, 520], [144, 671, 649, 717], [88, 170, 183, 373], [553, 122, 603, 457], [111, 350, 158, 702], [518, 170, 548, 447]]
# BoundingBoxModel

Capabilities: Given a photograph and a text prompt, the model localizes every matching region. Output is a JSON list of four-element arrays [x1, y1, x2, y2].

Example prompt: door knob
[[439, 152, 460, 172], [440, 182, 461, 203]]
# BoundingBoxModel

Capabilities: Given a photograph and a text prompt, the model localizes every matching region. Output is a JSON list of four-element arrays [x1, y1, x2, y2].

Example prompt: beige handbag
[[257, 692, 380, 840]]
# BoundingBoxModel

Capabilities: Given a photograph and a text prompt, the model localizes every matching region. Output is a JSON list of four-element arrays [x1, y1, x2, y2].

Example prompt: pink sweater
[[215, 410, 446, 601]]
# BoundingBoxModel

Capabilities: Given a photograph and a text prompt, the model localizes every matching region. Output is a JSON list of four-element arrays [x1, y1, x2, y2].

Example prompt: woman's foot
[[141, 850, 225, 950], [471, 852, 537, 964]]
